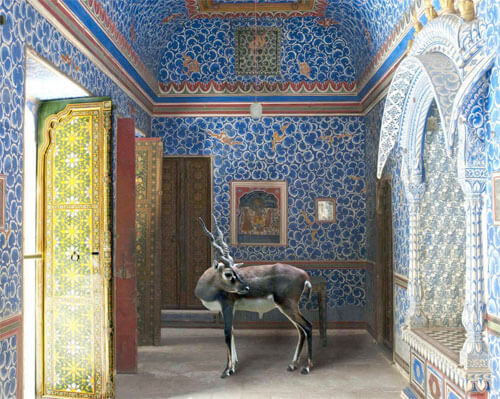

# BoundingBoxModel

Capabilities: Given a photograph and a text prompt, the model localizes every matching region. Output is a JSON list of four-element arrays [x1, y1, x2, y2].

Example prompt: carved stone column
[[405, 181, 429, 328], [459, 178, 489, 369]]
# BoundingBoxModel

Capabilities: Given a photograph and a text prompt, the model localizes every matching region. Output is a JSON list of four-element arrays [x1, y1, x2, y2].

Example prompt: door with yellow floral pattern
[[36, 99, 114, 398]]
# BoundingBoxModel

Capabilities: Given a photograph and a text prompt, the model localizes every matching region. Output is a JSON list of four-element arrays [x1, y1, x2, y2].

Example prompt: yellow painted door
[[36, 100, 113, 398]]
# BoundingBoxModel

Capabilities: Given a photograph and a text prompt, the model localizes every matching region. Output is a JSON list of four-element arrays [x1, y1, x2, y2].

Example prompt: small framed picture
[[316, 198, 336, 223], [493, 173, 500, 225], [0, 175, 4, 231]]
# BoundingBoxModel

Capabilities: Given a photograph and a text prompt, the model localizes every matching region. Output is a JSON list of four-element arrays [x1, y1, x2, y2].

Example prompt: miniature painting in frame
[[493, 173, 500, 225], [316, 198, 336, 223], [230, 180, 287, 246], [0, 175, 4, 231]]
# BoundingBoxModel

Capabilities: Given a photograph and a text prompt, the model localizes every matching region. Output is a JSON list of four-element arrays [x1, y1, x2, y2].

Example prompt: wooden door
[[161, 157, 212, 309], [37, 99, 114, 398], [135, 138, 163, 345]]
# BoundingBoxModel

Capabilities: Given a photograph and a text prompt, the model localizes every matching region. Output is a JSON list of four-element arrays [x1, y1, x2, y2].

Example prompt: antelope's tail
[[304, 280, 312, 301]]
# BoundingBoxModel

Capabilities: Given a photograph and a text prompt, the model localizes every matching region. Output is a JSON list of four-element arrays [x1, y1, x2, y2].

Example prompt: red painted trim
[[159, 80, 356, 95], [115, 118, 138, 373], [0, 314, 23, 399]]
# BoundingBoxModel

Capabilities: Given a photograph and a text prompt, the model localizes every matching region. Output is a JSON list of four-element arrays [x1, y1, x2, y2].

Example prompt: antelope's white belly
[[201, 300, 221, 312], [235, 295, 276, 314]]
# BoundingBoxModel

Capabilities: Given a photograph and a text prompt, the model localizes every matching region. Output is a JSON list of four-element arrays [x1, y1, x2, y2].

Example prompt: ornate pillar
[[459, 178, 489, 369], [405, 181, 429, 328]]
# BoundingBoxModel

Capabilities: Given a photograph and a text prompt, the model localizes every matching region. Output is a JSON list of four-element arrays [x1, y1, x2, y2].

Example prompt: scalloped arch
[[376, 13, 489, 179]]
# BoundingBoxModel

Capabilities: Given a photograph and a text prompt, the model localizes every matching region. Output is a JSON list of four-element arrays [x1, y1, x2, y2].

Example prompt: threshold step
[[161, 309, 220, 324]]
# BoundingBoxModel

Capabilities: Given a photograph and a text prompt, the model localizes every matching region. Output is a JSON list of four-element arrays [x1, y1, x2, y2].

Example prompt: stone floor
[[116, 328, 407, 398]]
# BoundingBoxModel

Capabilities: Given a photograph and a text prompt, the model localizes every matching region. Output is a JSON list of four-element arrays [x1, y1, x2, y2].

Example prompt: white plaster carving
[[377, 8, 494, 395]]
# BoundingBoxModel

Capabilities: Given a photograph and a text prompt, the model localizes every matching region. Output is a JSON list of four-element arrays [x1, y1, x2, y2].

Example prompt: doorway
[[24, 51, 90, 399], [376, 178, 394, 349], [161, 157, 212, 309]]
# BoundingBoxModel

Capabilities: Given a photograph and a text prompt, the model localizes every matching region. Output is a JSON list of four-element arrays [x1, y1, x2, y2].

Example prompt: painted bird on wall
[[302, 211, 319, 245], [272, 123, 290, 151], [298, 61, 311, 79], [183, 54, 200, 76], [319, 131, 353, 147], [207, 130, 242, 146], [161, 13, 182, 24], [316, 18, 339, 27]]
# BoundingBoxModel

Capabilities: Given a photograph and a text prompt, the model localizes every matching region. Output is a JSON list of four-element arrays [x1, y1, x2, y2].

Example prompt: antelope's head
[[213, 260, 249, 295], [199, 216, 250, 295]]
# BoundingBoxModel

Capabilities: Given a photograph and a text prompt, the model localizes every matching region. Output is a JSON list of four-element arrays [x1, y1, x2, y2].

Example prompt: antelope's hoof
[[300, 366, 310, 375], [287, 364, 297, 372], [220, 368, 235, 378]]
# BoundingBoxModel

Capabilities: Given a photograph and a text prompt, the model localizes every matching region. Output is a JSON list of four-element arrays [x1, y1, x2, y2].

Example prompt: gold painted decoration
[[37, 101, 113, 398], [135, 138, 163, 346]]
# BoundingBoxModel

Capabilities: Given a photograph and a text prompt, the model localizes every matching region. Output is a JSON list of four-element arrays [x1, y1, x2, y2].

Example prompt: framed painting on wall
[[493, 172, 500, 225], [230, 180, 287, 246], [316, 198, 336, 223]]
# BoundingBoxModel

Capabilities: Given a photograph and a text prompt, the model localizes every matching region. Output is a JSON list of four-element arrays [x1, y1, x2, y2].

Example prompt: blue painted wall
[[153, 115, 368, 261], [152, 115, 373, 323]]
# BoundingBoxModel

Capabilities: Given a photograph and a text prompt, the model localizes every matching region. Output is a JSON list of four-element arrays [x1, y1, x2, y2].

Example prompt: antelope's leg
[[220, 301, 235, 378], [276, 303, 305, 372], [298, 312, 313, 374], [231, 328, 238, 364]]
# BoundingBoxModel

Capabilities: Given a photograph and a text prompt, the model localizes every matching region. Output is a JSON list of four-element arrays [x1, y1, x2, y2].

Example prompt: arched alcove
[[377, 12, 495, 398], [418, 101, 466, 328]]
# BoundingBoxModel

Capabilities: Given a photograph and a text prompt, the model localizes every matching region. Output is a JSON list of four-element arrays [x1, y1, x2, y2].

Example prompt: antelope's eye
[[224, 272, 232, 279]]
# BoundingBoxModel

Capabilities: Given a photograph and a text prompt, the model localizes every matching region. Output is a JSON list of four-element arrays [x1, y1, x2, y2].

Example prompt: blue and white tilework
[[300, 268, 367, 310], [418, 102, 465, 328], [152, 115, 368, 261], [0, 334, 17, 399], [395, 284, 411, 366]]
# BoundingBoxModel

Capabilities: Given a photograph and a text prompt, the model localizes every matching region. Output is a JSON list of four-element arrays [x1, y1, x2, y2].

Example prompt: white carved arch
[[377, 11, 495, 389], [377, 13, 490, 179]]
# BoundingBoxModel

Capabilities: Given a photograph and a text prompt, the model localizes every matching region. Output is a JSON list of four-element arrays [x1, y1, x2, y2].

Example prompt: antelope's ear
[[212, 260, 224, 271]]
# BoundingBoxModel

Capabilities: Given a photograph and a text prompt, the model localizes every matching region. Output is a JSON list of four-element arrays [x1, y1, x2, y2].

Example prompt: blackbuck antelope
[[195, 217, 313, 378]]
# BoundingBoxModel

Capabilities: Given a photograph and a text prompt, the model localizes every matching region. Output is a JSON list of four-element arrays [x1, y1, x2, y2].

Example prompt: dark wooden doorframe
[[161, 156, 213, 309], [375, 178, 394, 349]]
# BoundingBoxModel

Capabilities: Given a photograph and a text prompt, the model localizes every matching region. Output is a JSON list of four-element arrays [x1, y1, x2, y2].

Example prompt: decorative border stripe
[[486, 314, 500, 338], [394, 273, 409, 289]]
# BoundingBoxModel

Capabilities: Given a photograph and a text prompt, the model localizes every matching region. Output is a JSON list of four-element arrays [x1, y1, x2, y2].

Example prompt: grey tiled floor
[[116, 329, 407, 398]]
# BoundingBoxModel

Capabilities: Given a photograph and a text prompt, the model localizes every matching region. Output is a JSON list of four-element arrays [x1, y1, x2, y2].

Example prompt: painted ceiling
[[73, 0, 417, 94]]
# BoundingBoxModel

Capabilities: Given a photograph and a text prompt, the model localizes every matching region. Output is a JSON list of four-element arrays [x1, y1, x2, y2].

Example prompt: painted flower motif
[[65, 152, 80, 168]]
